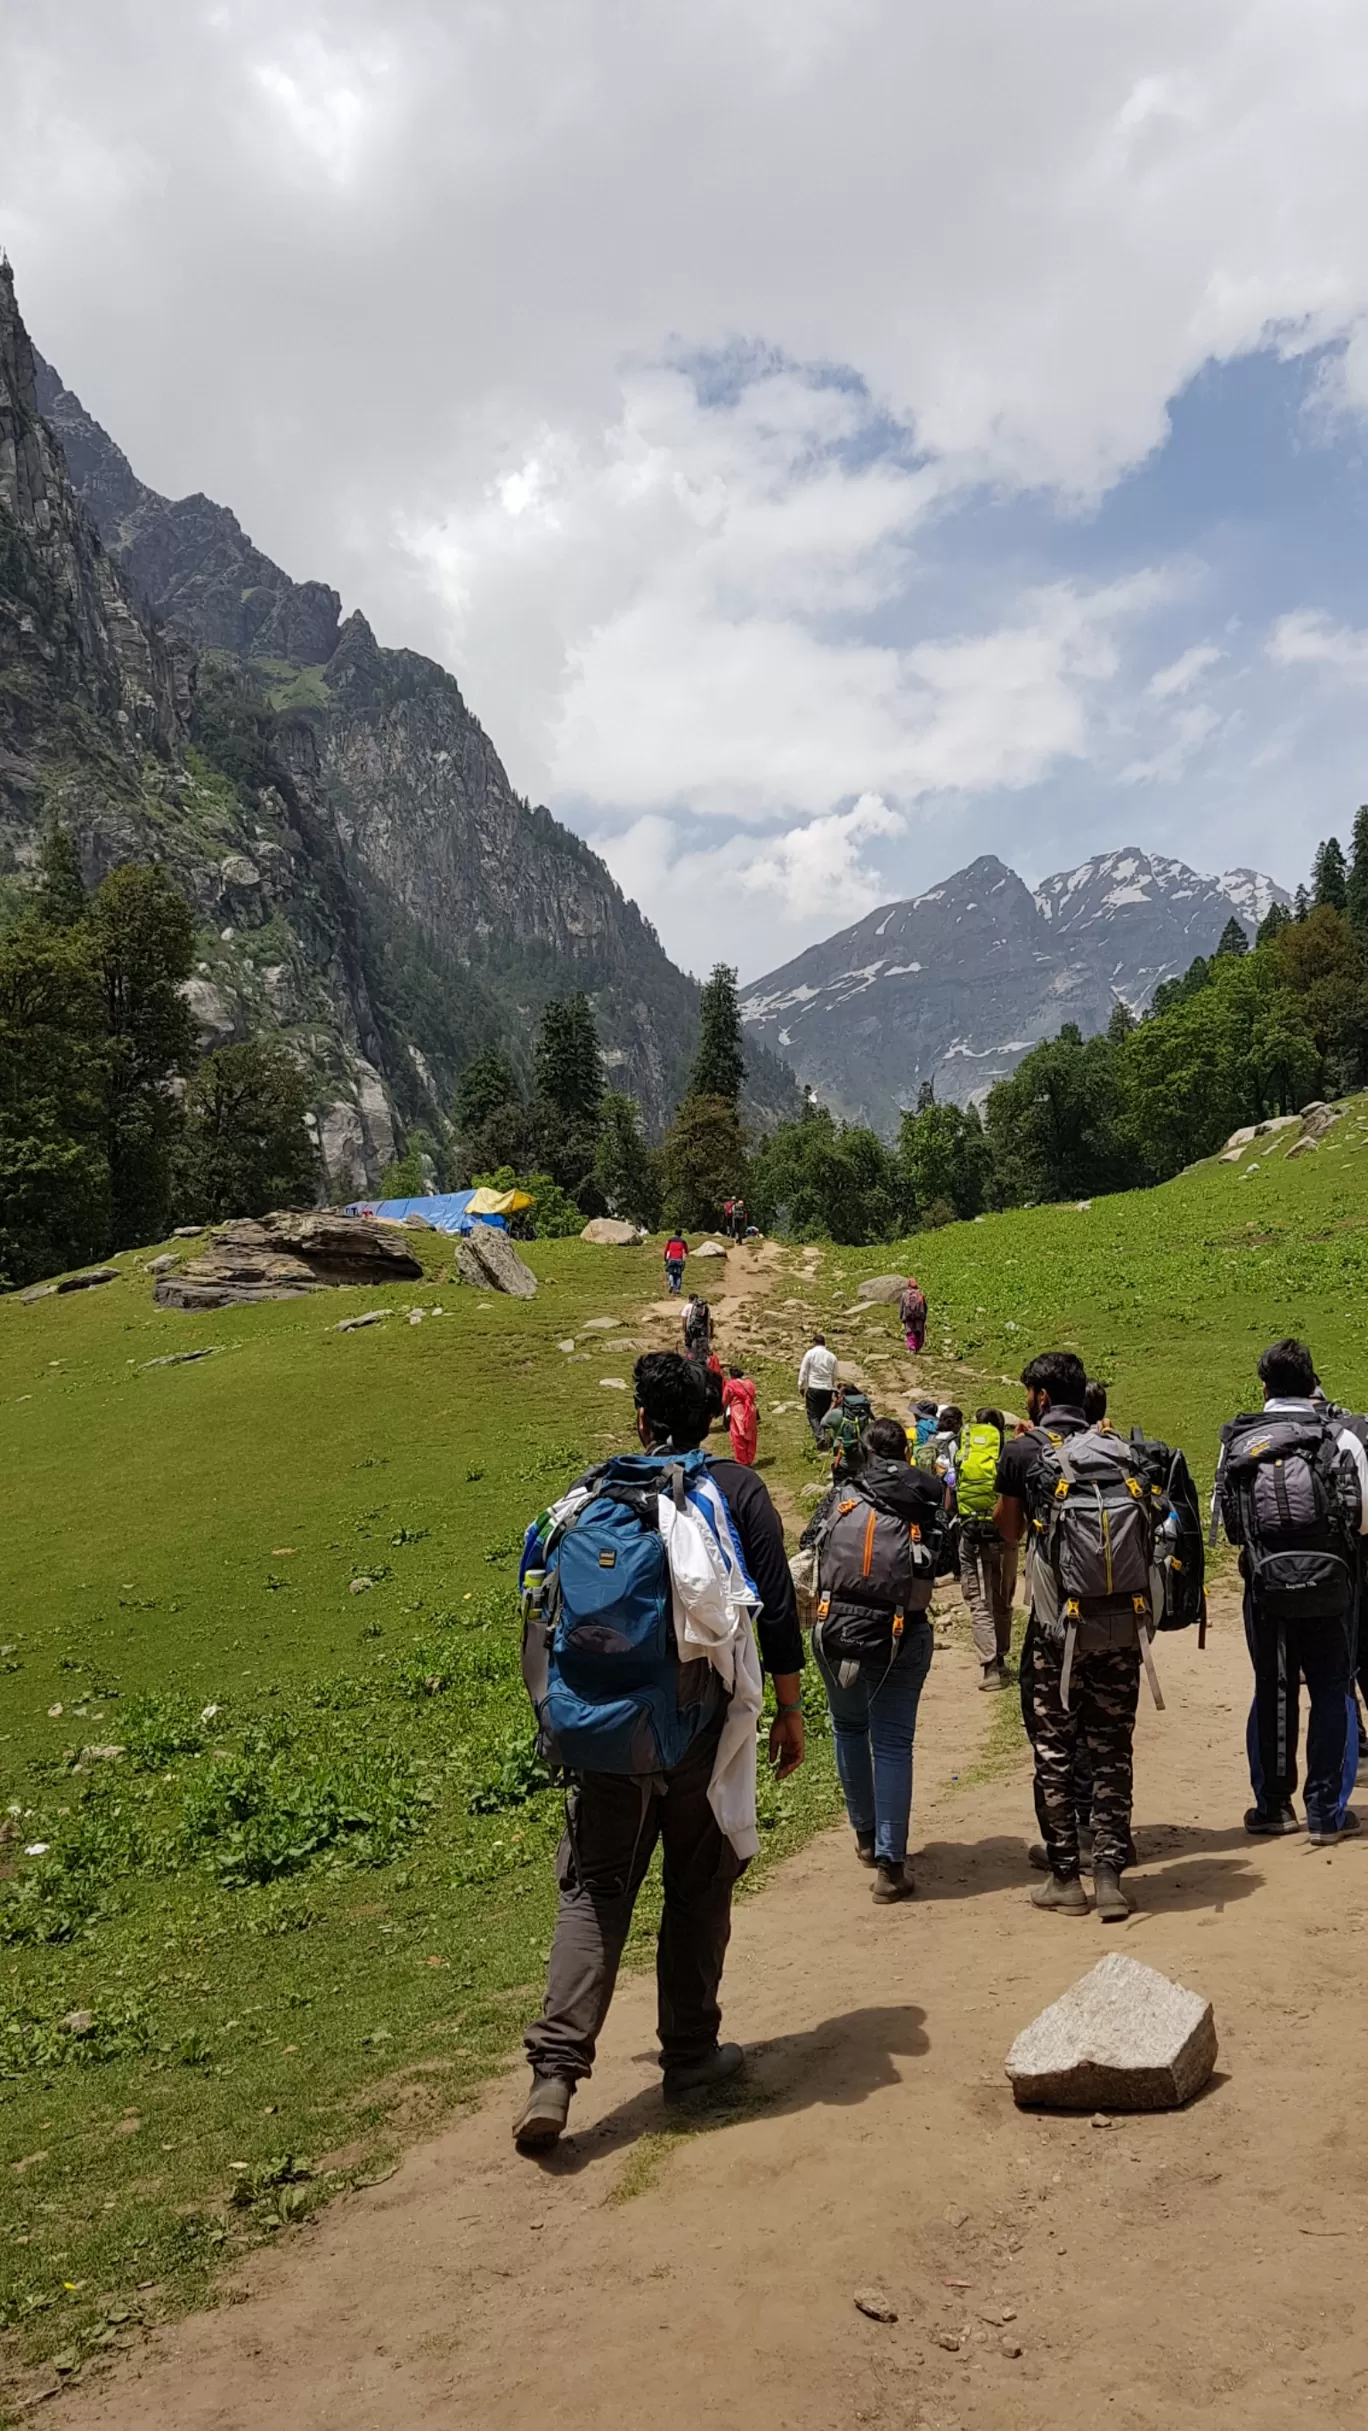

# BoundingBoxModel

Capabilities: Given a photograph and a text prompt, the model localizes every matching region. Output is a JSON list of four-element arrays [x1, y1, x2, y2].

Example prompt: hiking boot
[[1244, 1803, 1302, 1837], [1093, 1865, 1132, 1922], [1030, 1872, 1089, 1915], [872, 1858, 916, 1902], [662, 2042, 746, 2105], [1308, 1808, 1361, 1849], [855, 1830, 876, 1866], [512, 2071, 573, 2151], [979, 1663, 1009, 1692]]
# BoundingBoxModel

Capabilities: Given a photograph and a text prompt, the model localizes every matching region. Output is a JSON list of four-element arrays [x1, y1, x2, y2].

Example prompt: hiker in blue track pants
[[513, 1352, 804, 2152], [1213, 1338, 1368, 1846]]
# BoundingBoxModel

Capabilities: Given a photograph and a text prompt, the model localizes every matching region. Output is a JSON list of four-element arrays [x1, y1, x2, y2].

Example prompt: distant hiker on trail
[[953, 1407, 1016, 1691], [722, 1366, 759, 1467], [730, 1195, 748, 1243], [810, 1416, 943, 1901], [821, 1384, 872, 1483], [1214, 1337, 1368, 1847], [996, 1350, 1163, 1923], [513, 1351, 804, 2152], [927, 1403, 963, 1479], [682, 1294, 712, 1361], [664, 1234, 688, 1294], [798, 1333, 838, 1439], [899, 1277, 927, 1354], [909, 1397, 938, 1459]]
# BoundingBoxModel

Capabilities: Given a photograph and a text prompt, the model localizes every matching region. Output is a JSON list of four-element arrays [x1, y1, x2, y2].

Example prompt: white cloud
[[1267, 608, 1368, 679], [1148, 642, 1224, 698]]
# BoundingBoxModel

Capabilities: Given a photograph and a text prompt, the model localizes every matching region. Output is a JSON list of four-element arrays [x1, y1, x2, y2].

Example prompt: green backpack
[[956, 1422, 1001, 1521]]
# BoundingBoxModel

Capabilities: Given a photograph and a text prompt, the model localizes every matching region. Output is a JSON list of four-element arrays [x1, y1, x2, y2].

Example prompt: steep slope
[[742, 846, 1289, 1132], [30, 329, 799, 1150]]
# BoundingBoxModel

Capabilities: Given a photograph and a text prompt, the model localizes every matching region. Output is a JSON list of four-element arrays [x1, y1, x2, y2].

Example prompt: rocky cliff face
[[742, 847, 1290, 1133], [2, 266, 799, 1183]]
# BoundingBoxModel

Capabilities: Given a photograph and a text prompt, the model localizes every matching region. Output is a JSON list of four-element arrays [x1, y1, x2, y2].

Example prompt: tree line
[[0, 831, 318, 1290]]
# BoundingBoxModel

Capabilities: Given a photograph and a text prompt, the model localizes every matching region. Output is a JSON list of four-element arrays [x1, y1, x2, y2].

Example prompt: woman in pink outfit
[[721, 1367, 760, 1466]]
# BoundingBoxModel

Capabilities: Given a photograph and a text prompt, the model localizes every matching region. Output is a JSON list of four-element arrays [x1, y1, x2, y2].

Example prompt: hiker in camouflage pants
[[1029, 1627, 1140, 1880]]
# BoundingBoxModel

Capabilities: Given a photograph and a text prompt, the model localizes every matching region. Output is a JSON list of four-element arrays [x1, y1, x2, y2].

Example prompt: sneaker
[[1093, 1864, 1132, 1922], [512, 2071, 573, 2151], [855, 1830, 876, 1867], [1244, 1803, 1302, 1836], [1030, 1872, 1089, 1915], [662, 2042, 747, 2105], [1308, 1808, 1361, 1849], [872, 1858, 916, 1902], [979, 1663, 1009, 1692]]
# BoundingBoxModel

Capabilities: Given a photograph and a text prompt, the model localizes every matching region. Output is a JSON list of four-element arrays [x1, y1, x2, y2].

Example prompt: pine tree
[[689, 965, 745, 1105], [1347, 804, 1368, 935], [34, 825, 87, 929], [1107, 999, 1137, 1040], [1257, 900, 1292, 945], [1215, 916, 1250, 958], [453, 1046, 521, 1135], [1294, 883, 1311, 921], [534, 994, 603, 1122], [1313, 836, 1348, 912], [592, 1092, 660, 1228]]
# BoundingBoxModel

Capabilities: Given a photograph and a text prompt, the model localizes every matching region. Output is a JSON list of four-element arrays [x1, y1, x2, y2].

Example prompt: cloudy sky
[[6, 0, 1368, 977]]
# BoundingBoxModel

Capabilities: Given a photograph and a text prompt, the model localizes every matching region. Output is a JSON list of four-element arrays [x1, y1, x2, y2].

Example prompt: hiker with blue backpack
[[512, 1351, 804, 2151], [1213, 1337, 1368, 1845]]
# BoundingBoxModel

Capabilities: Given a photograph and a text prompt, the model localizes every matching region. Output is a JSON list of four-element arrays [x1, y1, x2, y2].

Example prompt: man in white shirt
[[1213, 1338, 1368, 1847], [797, 1333, 839, 1441]]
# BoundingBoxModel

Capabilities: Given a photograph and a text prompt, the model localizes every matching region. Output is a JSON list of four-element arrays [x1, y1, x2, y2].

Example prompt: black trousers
[[525, 1722, 744, 2084], [1244, 1593, 1355, 1831], [805, 1388, 834, 1440]]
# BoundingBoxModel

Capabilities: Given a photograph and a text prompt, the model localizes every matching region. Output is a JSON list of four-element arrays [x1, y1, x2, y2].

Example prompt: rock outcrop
[[1006, 1953, 1217, 2111], [449, 1224, 537, 1298], [154, 1212, 422, 1308]]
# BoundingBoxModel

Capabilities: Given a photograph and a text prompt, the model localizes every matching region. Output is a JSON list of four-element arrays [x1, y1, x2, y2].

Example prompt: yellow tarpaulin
[[467, 1185, 534, 1216]]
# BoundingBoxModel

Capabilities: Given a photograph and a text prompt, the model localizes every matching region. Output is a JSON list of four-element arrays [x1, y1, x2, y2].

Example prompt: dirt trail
[[56, 1606, 1368, 2431]]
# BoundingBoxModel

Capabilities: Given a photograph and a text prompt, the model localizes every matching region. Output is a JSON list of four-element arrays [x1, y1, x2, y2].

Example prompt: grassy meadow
[[5, 1095, 1368, 2393]]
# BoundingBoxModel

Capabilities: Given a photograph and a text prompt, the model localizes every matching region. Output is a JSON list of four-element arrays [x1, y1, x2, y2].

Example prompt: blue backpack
[[519, 1452, 750, 1776]]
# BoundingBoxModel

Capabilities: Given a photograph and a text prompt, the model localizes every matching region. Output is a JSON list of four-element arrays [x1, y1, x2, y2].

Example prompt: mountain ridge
[[741, 845, 1290, 1132], [1, 265, 800, 1186]]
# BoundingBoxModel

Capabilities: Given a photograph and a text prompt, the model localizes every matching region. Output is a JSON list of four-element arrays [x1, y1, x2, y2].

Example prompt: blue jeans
[[814, 1620, 934, 1864], [666, 1261, 684, 1294]]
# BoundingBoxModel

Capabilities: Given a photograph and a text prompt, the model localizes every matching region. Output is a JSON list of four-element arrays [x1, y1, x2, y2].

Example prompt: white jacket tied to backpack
[[657, 1479, 764, 1860]]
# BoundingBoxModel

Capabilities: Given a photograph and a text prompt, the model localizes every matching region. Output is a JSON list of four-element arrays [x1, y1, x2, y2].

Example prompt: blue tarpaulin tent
[[343, 1190, 512, 1235]]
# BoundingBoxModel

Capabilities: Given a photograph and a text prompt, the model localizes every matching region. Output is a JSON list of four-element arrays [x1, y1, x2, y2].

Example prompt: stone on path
[[856, 1273, 906, 1304], [853, 2288, 898, 2322], [1006, 1952, 1216, 2111], [449, 1224, 537, 1298], [580, 1218, 642, 1246]]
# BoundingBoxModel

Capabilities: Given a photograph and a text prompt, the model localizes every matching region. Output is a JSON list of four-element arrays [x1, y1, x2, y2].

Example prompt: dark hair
[[863, 1417, 909, 1461], [728, 1364, 743, 1380], [634, 1351, 709, 1448], [1021, 1350, 1088, 1408], [1258, 1337, 1317, 1398], [937, 1405, 963, 1435], [812, 1331, 826, 1345], [913, 1396, 938, 1417], [1084, 1378, 1109, 1424], [702, 1366, 725, 1425], [974, 1406, 1006, 1435]]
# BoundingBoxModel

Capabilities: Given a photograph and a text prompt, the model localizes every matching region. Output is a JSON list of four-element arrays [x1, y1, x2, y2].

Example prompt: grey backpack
[[815, 1489, 936, 1662], [1027, 1426, 1165, 1705]]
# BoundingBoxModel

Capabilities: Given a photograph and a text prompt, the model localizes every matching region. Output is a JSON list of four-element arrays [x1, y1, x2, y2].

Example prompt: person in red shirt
[[664, 1235, 688, 1294], [722, 1366, 759, 1466]]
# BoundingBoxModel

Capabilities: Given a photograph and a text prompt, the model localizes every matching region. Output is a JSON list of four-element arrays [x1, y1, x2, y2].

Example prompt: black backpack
[[1127, 1432, 1208, 1639], [1214, 1410, 1359, 1623], [814, 1458, 942, 1663]]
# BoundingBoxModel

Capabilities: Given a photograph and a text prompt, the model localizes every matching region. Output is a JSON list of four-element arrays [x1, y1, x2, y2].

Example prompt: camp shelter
[[343, 1187, 534, 1234]]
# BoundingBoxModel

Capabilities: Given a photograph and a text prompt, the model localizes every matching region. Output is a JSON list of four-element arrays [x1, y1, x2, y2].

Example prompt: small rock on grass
[[350, 1577, 375, 1594], [853, 2288, 898, 2322], [557, 1339, 576, 1353], [599, 1377, 628, 1389]]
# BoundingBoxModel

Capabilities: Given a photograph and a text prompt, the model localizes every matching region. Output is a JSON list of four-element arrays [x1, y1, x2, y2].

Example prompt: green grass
[[819, 1093, 1368, 1492], [0, 1235, 840, 2393], [8, 1104, 1368, 2390]]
